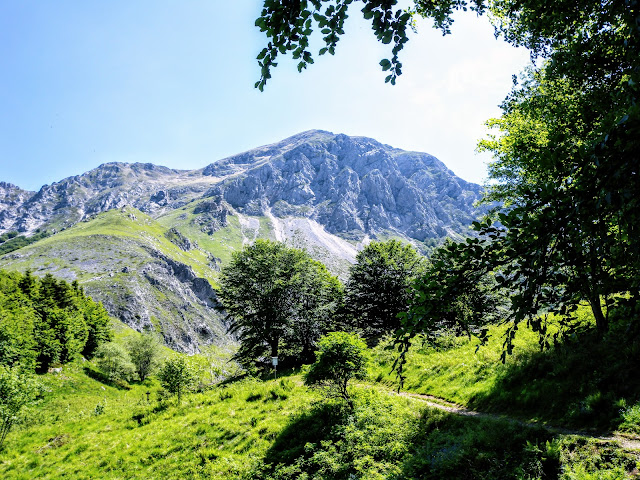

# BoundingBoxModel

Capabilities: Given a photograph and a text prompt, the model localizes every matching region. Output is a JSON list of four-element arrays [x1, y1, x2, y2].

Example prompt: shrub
[[304, 331, 369, 405], [158, 357, 195, 404], [0, 366, 42, 450], [94, 342, 135, 382]]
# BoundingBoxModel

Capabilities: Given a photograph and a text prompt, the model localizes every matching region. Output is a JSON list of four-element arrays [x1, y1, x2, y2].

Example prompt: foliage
[[254, 0, 415, 90], [0, 366, 42, 451], [304, 331, 368, 404], [158, 356, 195, 404], [343, 239, 425, 345], [94, 342, 135, 382], [218, 239, 342, 369], [0, 270, 112, 373], [126, 332, 161, 381], [394, 240, 504, 376]]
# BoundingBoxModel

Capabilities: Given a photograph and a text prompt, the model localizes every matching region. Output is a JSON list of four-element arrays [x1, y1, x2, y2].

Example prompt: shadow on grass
[[398, 411, 559, 480], [82, 366, 131, 390], [469, 328, 640, 432]]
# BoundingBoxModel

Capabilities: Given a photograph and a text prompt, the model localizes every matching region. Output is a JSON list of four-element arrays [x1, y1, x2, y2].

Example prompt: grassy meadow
[[2, 316, 639, 479]]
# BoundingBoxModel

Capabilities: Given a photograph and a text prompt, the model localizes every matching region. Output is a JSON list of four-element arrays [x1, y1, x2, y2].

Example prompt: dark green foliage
[[304, 332, 368, 404], [0, 270, 112, 373], [343, 239, 425, 345], [255, 0, 419, 90], [218, 239, 342, 369], [0, 230, 49, 255], [394, 241, 503, 384]]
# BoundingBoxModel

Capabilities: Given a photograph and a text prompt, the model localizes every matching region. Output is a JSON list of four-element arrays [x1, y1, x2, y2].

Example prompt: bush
[[0, 366, 42, 450], [158, 357, 195, 404], [304, 332, 369, 405], [127, 333, 160, 381], [94, 342, 135, 382]]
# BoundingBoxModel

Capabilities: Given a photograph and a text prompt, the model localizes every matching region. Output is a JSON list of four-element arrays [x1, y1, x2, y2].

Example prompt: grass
[[155, 202, 250, 266], [0, 207, 218, 286], [2, 321, 640, 479], [371, 308, 640, 433]]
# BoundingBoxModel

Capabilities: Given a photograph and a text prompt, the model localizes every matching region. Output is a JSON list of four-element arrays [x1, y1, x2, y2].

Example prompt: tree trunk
[[589, 295, 608, 336]]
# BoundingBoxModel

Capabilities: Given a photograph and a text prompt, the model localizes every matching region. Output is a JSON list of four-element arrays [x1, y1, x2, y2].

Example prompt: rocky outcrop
[[206, 131, 483, 241]]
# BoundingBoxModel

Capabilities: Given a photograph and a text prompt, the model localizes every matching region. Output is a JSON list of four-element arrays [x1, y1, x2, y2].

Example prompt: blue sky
[[0, 1, 529, 192]]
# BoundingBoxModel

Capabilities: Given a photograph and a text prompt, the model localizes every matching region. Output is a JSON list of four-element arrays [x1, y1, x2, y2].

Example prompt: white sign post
[[271, 356, 278, 380]]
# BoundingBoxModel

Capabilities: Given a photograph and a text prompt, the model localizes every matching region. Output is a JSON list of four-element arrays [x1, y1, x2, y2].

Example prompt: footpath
[[388, 390, 640, 452]]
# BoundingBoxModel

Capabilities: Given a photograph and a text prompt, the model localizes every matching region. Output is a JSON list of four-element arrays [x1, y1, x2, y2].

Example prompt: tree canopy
[[0, 270, 112, 372], [304, 331, 369, 405], [343, 239, 425, 344], [217, 239, 342, 369]]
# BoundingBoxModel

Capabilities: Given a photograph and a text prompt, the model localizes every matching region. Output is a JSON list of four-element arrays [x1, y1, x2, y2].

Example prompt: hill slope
[[0, 207, 228, 353]]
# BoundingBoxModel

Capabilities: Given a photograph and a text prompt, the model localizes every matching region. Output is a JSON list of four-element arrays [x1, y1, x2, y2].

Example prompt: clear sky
[[0, 1, 530, 192]]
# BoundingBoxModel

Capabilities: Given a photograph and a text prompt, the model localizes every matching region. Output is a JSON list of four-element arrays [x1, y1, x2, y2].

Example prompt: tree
[[394, 240, 505, 384], [127, 332, 161, 382], [218, 239, 342, 369], [94, 342, 135, 382], [344, 239, 424, 344], [0, 366, 42, 451], [304, 331, 369, 406], [80, 298, 112, 359], [0, 270, 112, 372], [158, 357, 195, 404]]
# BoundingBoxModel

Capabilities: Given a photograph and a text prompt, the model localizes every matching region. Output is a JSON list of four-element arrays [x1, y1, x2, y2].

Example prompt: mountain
[[0, 130, 487, 352]]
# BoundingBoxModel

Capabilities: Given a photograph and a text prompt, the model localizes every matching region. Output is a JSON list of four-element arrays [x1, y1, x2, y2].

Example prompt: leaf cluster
[[304, 331, 369, 403]]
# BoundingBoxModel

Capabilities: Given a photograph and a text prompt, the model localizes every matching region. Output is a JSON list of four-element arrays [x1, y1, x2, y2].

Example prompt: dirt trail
[[391, 390, 640, 452]]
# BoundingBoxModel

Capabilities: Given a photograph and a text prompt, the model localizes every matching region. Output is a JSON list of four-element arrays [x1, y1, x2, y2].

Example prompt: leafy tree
[[158, 357, 195, 404], [394, 241, 505, 384], [0, 273, 37, 370], [282, 258, 344, 364], [94, 342, 135, 382], [127, 332, 161, 381], [0, 366, 42, 451], [344, 239, 424, 344], [304, 331, 369, 406], [218, 239, 342, 369]]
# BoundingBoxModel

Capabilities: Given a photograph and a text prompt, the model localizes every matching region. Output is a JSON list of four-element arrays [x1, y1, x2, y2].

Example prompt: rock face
[[0, 130, 487, 352], [207, 131, 482, 241], [0, 182, 35, 232]]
